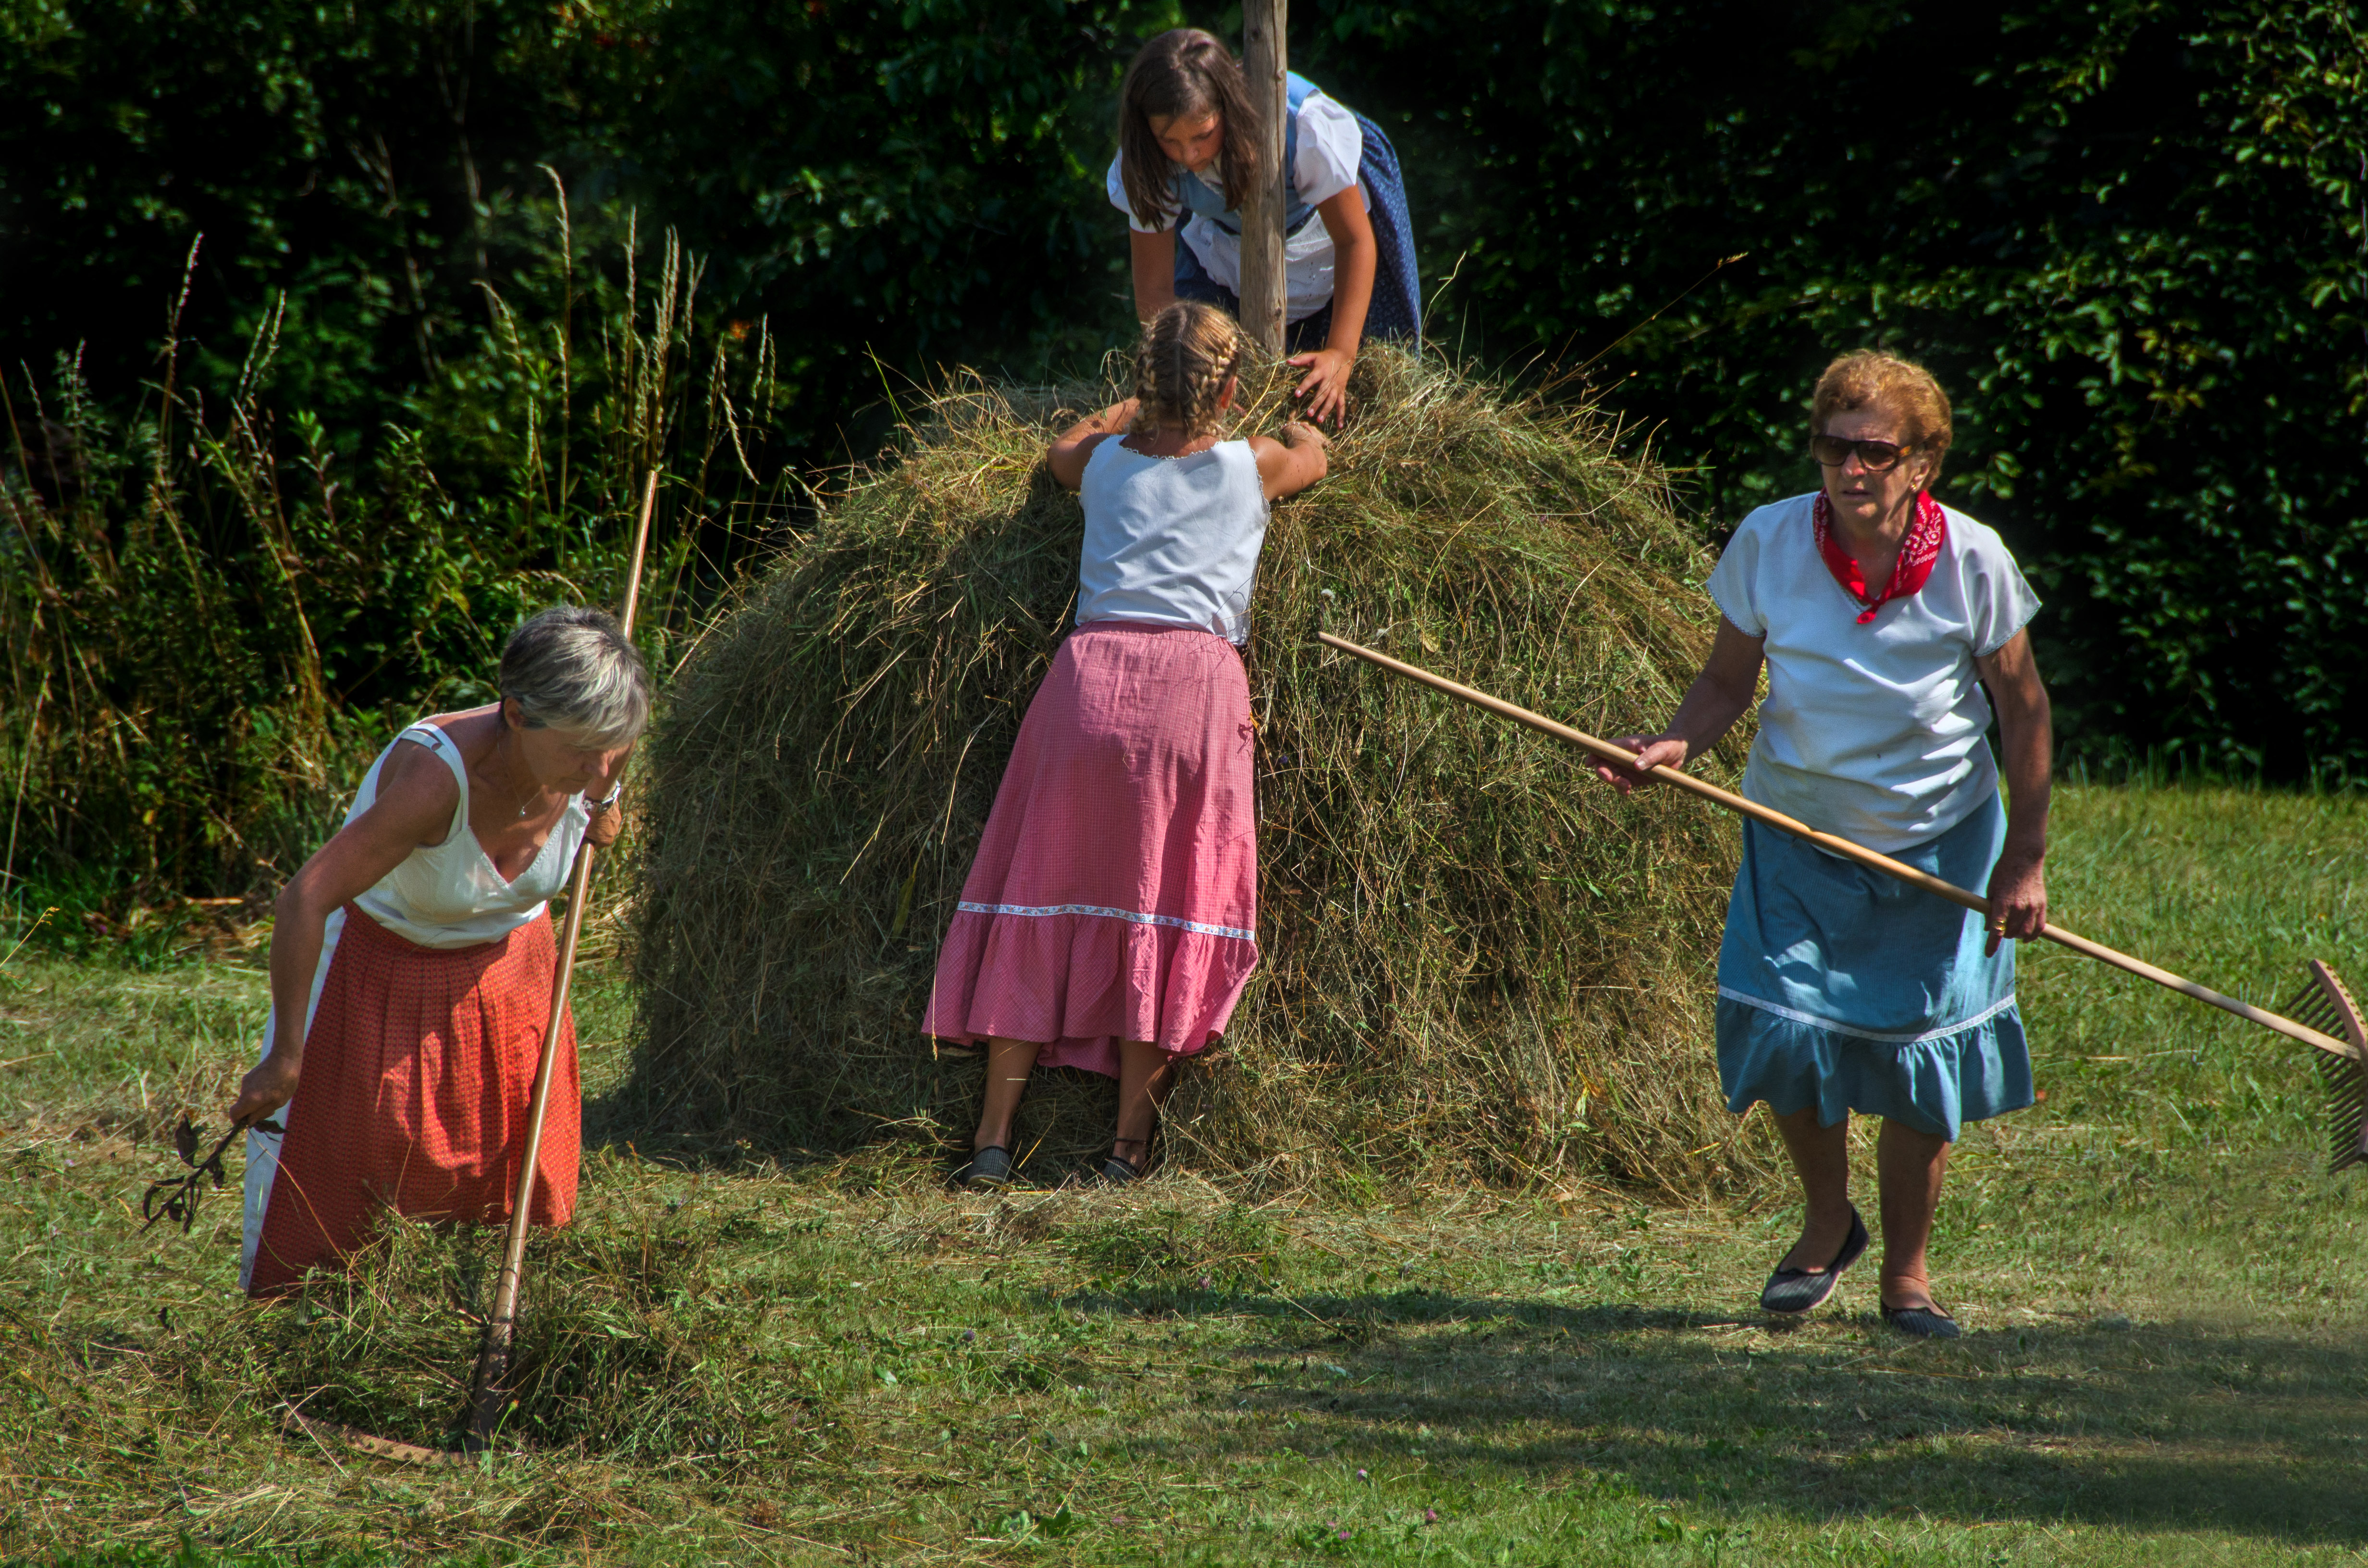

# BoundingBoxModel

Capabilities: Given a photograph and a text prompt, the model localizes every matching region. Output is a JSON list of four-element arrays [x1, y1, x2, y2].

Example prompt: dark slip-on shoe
[[1759, 1206, 1870, 1314], [1881, 1301, 1963, 1340], [954, 1145, 1016, 1189]]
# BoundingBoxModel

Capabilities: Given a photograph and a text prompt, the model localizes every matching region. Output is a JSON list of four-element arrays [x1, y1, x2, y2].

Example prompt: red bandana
[[1812, 490, 1947, 625]]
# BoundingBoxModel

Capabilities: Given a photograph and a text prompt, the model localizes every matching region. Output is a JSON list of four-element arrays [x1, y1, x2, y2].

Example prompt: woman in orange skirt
[[229, 606, 649, 1297]]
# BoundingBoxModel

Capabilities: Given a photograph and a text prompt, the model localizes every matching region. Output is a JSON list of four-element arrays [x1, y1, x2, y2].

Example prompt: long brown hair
[[1117, 28, 1263, 226], [1129, 302, 1246, 440]]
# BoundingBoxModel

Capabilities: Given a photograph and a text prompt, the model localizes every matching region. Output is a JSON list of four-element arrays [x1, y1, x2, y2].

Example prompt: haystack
[[624, 349, 1772, 1195]]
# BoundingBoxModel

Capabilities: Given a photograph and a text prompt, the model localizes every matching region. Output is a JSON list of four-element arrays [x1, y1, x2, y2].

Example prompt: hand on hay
[[1288, 345, 1356, 427], [1254, 420, 1331, 501], [1593, 735, 1689, 795], [585, 796, 623, 849]]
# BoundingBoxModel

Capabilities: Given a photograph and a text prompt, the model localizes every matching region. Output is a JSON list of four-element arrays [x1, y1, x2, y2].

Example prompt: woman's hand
[[586, 796, 624, 849], [228, 1051, 301, 1127], [1593, 735, 1687, 795], [1984, 844, 2047, 956], [1286, 346, 1355, 427]]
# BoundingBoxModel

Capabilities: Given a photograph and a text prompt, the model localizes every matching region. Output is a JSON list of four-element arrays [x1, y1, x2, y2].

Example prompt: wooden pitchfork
[[462, 471, 660, 1452], [1316, 632, 2368, 1169]]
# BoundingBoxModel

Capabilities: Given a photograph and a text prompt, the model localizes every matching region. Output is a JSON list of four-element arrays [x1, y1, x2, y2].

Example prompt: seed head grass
[[627, 347, 1772, 1196]]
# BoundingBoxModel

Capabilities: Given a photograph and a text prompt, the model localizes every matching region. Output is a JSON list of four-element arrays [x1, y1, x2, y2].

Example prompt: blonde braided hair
[[1130, 301, 1246, 441]]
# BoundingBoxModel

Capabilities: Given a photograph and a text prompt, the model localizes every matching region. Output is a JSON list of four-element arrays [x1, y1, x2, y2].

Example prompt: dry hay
[[220, 1190, 809, 1465], [625, 347, 1775, 1197]]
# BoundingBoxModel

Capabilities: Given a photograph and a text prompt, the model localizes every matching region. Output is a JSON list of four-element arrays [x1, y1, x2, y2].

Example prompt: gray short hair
[[498, 605, 652, 745]]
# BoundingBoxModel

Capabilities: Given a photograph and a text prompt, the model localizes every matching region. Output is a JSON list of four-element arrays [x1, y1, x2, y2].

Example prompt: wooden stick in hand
[[1315, 631, 2355, 1062]]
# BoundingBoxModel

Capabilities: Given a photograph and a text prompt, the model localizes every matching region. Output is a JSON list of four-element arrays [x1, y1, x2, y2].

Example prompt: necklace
[[500, 731, 538, 819]]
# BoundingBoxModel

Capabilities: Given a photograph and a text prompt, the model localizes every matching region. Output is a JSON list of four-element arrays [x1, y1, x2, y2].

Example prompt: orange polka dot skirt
[[247, 906, 579, 1298]]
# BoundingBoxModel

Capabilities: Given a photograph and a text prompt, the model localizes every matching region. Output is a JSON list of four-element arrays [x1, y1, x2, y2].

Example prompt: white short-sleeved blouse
[[1105, 91, 1366, 323], [1706, 491, 2041, 852]]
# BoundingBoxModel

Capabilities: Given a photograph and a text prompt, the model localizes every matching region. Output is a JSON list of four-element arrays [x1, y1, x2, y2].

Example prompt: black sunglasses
[[1811, 434, 1912, 472]]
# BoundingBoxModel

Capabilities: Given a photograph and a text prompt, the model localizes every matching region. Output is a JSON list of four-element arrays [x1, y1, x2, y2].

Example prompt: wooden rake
[[462, 470, 660, 1452], [1315, 632, 2368, 1168]]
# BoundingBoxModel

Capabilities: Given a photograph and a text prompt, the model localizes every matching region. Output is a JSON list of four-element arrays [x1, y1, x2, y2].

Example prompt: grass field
[[1, 781, 2364, 1565]]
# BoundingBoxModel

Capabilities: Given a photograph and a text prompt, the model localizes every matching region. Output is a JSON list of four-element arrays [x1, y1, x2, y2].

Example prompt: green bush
[[0, 228, 792, 930], [1301, 0, 2368, 773], [0, 0, 1155, 464]]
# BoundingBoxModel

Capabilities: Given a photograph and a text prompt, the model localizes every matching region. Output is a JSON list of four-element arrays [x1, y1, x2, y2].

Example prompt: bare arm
[[1592, 616, 1766, 793], [1130, 229, 1178, 323], [1975, 628, 2052, 953], [1248, 420, 1330, 502], [1287, 187, 1377, 428], [226, 744, 458, 1124], [1047, 399, 1140, 492]]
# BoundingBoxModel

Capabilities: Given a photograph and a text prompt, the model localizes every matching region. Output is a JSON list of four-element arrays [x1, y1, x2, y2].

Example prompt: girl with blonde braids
[[926, 302, 1329, 1185]]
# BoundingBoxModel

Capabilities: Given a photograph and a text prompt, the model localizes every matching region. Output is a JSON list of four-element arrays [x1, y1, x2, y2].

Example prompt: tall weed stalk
[[0, 208, 801, 949]]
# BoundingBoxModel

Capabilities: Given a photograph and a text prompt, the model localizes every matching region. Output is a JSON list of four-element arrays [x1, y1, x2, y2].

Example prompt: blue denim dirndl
[[1172, 111, 1420, 349], [1714, 790, 2032, 1141]]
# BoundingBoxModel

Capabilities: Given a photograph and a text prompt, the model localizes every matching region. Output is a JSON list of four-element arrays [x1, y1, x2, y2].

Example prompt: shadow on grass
[[1063, 1285, 2368, 1546]]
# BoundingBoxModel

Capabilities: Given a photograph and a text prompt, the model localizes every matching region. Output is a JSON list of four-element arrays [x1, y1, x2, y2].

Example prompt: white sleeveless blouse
[[1076, 437, 1270, 645], [348, 721, 591, 948], [239, 719, 587, 1288]]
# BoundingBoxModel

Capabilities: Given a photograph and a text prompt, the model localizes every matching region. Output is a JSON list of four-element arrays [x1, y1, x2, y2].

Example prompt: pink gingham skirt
[[922, 621, 1259, 1077]]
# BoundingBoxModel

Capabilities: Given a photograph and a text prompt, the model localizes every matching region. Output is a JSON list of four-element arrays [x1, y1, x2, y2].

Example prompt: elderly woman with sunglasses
[[1596, 351, 2050, 1338]]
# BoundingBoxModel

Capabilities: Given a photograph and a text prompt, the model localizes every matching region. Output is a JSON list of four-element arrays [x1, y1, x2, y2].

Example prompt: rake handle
[[1315, 632, 2356, 1063], [467, 471, 659, 1451]]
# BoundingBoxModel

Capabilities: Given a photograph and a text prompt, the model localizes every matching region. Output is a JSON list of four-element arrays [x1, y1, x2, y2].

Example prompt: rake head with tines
[[2284, 961, 2368, 1172]]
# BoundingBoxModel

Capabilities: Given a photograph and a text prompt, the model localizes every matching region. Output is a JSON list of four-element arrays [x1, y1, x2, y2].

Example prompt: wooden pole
[[464, 470, 659, 1452], [1238, 0, 1289, 353], [1315, 631, 2360, 1064]]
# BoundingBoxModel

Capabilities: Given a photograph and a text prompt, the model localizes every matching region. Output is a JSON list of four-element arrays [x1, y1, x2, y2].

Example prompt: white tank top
[[345, 721, 591, 949], [1075, 437, 1270, 644]]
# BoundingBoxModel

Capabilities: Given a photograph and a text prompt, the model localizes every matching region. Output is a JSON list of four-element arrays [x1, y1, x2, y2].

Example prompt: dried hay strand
[[212, 1192, 811, 1465], [625, 347, 1775, 1197]]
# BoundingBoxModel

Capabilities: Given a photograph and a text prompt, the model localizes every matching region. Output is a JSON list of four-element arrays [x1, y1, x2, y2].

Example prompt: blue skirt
[[1715, 791, 2032, 1141], [1173, 111, 1421, 349]]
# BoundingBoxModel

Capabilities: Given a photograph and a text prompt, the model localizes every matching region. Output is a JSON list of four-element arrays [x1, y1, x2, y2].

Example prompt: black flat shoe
[[953, 1145, 1016, 1189], [1093, 1152, 1147, 1185], [1759, 1206, 1869, 1314], [1881, 1301, 1962, 1340]]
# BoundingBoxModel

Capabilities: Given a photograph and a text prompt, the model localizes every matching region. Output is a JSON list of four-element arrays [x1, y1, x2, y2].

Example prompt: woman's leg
[[1772, 1105, 1856, 1272], [974, 1037, 1042, 1152], [1875, 1118, 1951, 1311], [1111, 1039, 1179, 1170]]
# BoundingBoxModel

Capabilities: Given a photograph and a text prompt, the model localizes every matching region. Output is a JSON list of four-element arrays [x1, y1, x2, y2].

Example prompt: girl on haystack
[[229, 607, 647, 1297], [1111, 27, 1420, 428], [1597, 351, 2052, 1339], [925, 301, 1329, 1187]]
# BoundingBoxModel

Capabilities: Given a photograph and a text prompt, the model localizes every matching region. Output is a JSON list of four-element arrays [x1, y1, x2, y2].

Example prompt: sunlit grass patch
[[1, 782, 2364, 1563]]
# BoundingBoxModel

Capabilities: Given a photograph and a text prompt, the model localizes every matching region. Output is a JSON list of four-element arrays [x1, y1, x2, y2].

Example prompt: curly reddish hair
[[1811, 351, 1954, 480]]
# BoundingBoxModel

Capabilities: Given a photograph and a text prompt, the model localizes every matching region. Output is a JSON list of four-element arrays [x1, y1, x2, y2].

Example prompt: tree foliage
[[1300, 0, 2368, 772], [3, 0, 2365, 919]]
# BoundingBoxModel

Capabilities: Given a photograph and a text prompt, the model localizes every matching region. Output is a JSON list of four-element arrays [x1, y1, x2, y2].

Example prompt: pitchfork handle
[[467, 471, 659, 1451], [1315, 632, 2356, 1063]]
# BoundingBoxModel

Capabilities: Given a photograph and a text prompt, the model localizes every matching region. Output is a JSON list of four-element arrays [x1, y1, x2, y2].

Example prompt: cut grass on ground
[[1, 781, 2363, 1565]]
